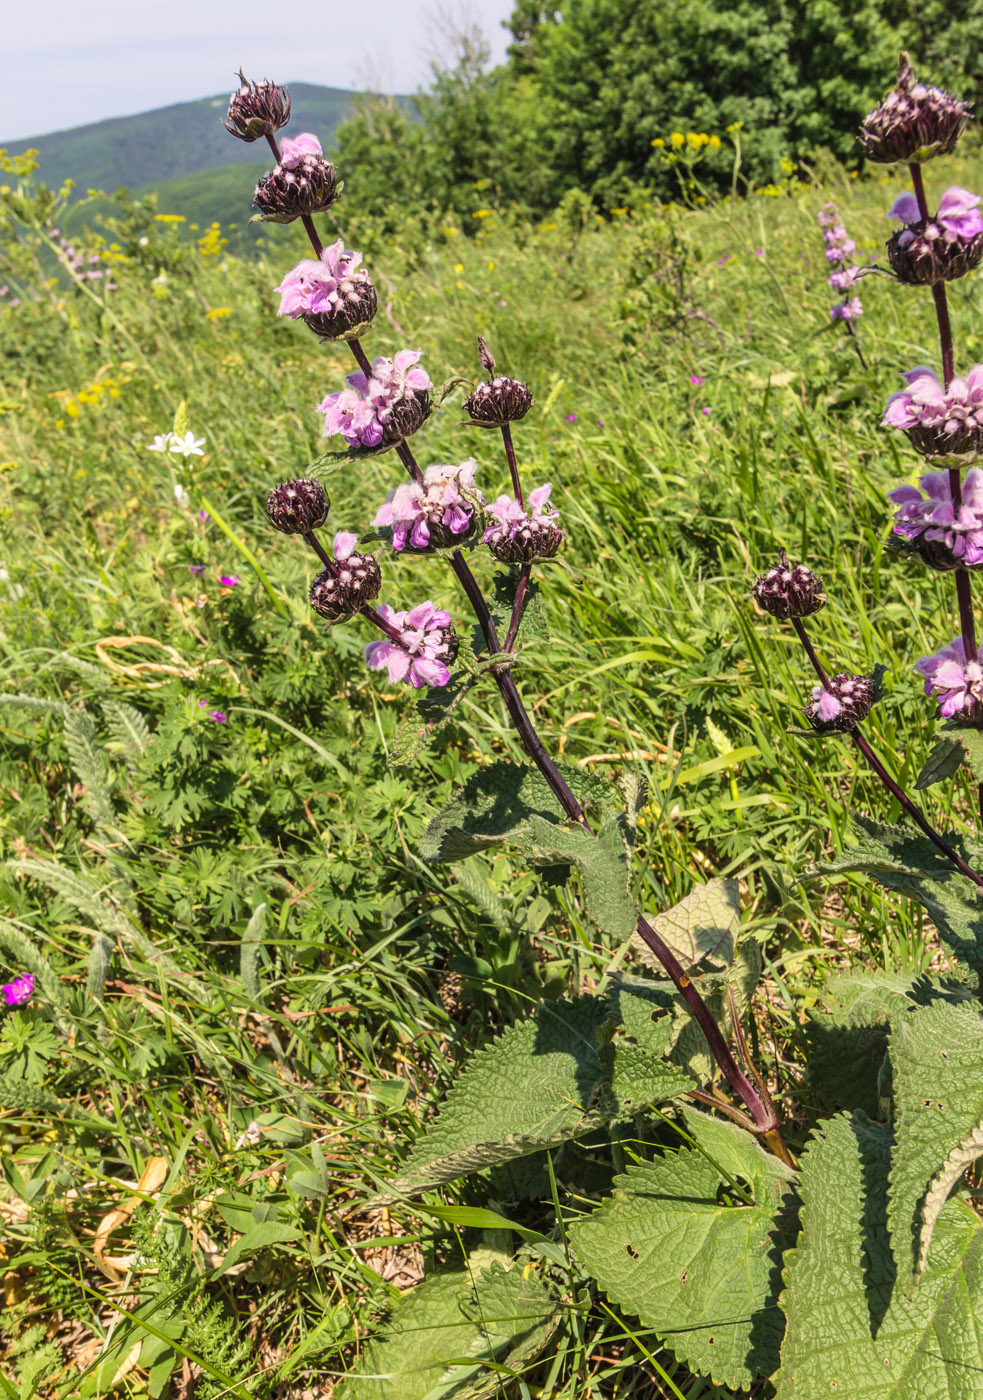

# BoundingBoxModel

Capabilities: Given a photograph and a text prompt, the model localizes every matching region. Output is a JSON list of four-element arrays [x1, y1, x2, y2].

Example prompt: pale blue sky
[[2, 0, 516, 141]]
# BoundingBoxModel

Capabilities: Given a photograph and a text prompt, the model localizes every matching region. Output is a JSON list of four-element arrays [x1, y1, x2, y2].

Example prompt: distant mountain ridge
[[2, 83, 382, 196]]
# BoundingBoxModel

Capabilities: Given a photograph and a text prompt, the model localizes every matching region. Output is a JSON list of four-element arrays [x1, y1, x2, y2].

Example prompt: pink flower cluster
[[916, 636, 983, 720], [889, 467, 983, 565], [888, 186, 983, 245], [884, 364, 983, 458], [276, 240, 371, 320], [484, 484, 559, 550], [365, 602, 456, 688], [818, 203, 863, 321], [317, 350, 431, 449], [279, 132, 322, 169], [2, 973, 34, 1006], [374, 460, 480, 551]]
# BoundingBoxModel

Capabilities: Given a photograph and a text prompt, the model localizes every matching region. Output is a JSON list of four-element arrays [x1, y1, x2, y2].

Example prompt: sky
[[1, 0, 517, 142]]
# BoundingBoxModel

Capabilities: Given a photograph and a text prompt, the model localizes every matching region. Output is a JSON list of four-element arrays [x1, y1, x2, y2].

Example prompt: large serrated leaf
[[914, 737, 967, 791], [889, 1000, 983, 1288], [632, 879, 740, 973], [570, 1112, 795, 1390], [526, 814, 636, 941], [337, 1261, 559, 1400], [776, 1112, 983, 1399], [385, 997, 688, 1198], [813, 817, 983, 972], [805, 970, 921, 1118]]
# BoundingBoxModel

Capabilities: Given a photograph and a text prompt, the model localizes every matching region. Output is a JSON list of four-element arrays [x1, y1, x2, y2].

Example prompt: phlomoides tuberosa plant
[[219, 60, 983, 1397]]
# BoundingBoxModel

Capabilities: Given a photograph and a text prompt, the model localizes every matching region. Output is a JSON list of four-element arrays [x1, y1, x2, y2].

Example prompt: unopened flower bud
[[804, 673, 875, 733], [224, 71, 291, 142], [309, 533, 382, 625], [253, 143, 339, 224], [464, 377, 534, 428], [860, 53, 971, 165], [265, 478, 329, 534], [752, 550, 826, 619], [477, 335, 495, 374]]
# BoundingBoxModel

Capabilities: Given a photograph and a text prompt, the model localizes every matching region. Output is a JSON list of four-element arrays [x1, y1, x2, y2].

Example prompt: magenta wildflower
[[2, 974, 34, 1006], [209, 712, 228, 722], [565, 413, 577, 423], [317, 350, 432, 449], [860, 53, 971, 164], [199, 509, 209, 521], [484, 484, 562, 563], [820, 202, 864, 320], [188, 563, 206, 576], [689, 375, 705, 385], [219, 575, 241, 587], [830, 298, 863, 321], [374, 460, 481, 552], [884, 364, 983, 460], [275, 240, 377, 340], [889, 467, 983, 567], [916, 637, 983, 720], [279, 132, 322, 169], [364, 601, 458, 688]]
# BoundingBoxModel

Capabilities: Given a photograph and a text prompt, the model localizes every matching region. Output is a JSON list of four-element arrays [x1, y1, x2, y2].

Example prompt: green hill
[[3, 83, 381, 196]]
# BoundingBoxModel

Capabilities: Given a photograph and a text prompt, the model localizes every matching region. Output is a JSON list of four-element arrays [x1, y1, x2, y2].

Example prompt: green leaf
[[337, 1261, 559, 1400], [211, 1221, 302, 1278], [526, 814, 636, 941], [889, 1000, 983, 1287], [472, 568, 550, 657], [632, 879, 740, 973], [805, 970, 918, 1118], [385, 996, 689, 1197], [812, 817, 983, 972], [391, 674, 477, 766], [63, 708, 115, 832], [776, 1113, 983, 1399], [944, 722, 983, 784], [914, 737, 967, 791], [570, 1113, 795, 1390]]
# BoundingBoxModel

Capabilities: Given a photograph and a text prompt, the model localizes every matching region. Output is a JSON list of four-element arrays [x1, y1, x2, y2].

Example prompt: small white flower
[[169, 431, 206, 458], [173, 484, 190, 509], [147, 433, 173, 452]]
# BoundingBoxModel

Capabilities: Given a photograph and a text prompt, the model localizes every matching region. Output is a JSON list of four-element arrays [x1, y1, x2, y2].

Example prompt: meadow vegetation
[[1, 123, 983, 1394]]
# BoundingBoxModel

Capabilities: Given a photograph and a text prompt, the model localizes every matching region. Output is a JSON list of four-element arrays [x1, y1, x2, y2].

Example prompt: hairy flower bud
[[860, 53, 971, 165], [224, 70, 291, 142], [253, 147, 339, 224], [752, 550, 826, 619], [484, 484, 562, 563], [265, 478, 329, 535], [309, 533, 382, 625], [464, 376, 534, 428], [477, 335, 496, 373], [804, 674, 875, 733]]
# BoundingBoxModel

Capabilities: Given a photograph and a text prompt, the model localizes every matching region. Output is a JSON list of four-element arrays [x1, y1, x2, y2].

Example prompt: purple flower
[[373, 460, 481, 551], [689, 375, 705, 385], [803, 673, 875, 732], [484, 484, 563, 563], [219, 575, 241, 587], [364, 601, 458, 689], [884, 364, 983, 459], [317, 350, 432, 449], [199, 510, 210, 521], [889, 467, 983, 565], [916, 637, 983, 719], [188, 563, 206, 576], [890, 186, 983, 243], [2, 974, 34, 1006], [830, 298, 863, 321], [887, 186, 983, 284], [565, 413, 577, 423], [828, 267, 861, 291], [279, 132, 322, 170], [819, 202, 864, 320], [275, 240, 377, 338], [209, 711, 228, 722]]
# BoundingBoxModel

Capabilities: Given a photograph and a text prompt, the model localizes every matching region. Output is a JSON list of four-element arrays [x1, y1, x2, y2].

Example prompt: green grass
[[0, 147, 980, 1394]]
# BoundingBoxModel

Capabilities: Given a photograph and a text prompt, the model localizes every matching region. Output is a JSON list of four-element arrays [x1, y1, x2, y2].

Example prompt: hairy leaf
[[570, 1112, 795, 1390], [337, 1261, 559, 1400], [527, 814, 636, 941], [63, 708, 115, 832], [914, 737, 967, 792], [889, 1000, 983, 1287], [385, 997, 689, 1197], [473, 567, 550, 657], [776, 1113, 983, 1398], [101, 699, 153, 776], [632, 879, 740, 973]]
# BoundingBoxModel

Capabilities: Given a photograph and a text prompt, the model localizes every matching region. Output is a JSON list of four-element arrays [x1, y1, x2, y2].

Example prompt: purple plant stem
[[501, 423, 524, 508], [303, 530, 336, 572], [791, 617, 983, 889], [287, 197, 787, 1155], [844, 319, 869, 372], [361, 602, 411, 646]]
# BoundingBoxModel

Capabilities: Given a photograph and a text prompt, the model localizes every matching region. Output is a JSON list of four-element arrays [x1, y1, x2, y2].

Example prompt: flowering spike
[[309, 533, 382, 625], [374, 461, 483, 552], [265, 479, 329, 535], [803, 674, 875, 733], [223, 70, 291, 142], [887, 186, 983, 285], [860, 53, 971, 165], [752, 549, 826, 619], [364, 602, 459, 689]]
